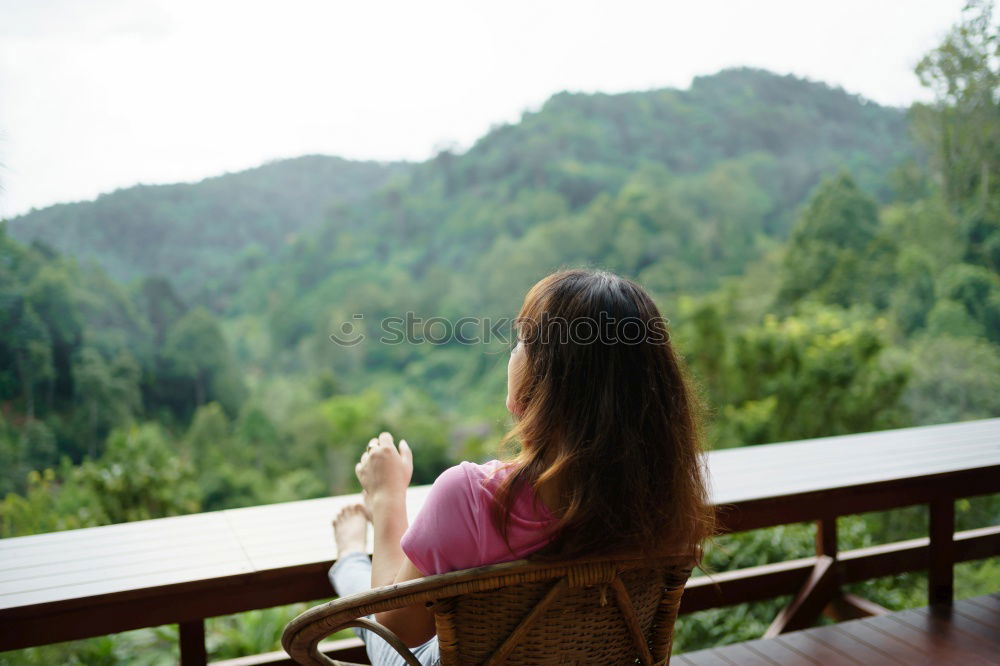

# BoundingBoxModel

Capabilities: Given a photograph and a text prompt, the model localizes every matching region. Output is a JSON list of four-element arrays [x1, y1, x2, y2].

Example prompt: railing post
[[179, 619, 207, 666], [929, 499, 955, 606], [816, 517, 837, 558]]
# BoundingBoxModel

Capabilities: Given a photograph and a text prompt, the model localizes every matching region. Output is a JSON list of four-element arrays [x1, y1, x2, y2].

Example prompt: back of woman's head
[[495, 268, 713, 560]]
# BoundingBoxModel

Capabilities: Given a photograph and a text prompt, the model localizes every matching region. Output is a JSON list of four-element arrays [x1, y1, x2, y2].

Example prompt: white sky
[[0, 0, 966, 218]]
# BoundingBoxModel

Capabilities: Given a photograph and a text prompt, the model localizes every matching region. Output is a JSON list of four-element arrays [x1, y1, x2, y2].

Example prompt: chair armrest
[[283, 579, 449, 666]]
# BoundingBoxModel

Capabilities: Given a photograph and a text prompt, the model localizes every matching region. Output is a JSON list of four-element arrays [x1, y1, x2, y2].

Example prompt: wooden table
[[2, 418, 999, 662]]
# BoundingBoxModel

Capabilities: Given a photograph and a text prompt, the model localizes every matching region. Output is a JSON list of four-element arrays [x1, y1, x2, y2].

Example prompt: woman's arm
[[355, 432, 437, 646], [378, 557, 436, 646], [368, 485, 409, 588]]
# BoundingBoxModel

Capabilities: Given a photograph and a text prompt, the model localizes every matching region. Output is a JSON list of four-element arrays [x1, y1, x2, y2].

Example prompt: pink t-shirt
[[401, 460, 557, 575]]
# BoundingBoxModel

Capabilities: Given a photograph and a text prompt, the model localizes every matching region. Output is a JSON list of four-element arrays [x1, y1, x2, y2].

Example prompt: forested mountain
[[227, 68, 915, 356], [449, 66, 910, 203], [6, 156, 408, 306], [8, 69, 913, 316]]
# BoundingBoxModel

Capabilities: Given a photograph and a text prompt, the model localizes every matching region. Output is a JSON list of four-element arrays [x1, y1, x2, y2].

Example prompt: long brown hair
[[492, 269, 713, 560]]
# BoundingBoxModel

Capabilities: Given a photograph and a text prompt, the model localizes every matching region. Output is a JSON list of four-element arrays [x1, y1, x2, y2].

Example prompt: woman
[[329, 269, 713, 665]]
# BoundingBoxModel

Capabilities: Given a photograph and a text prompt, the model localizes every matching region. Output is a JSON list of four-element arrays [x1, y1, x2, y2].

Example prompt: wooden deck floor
[[677, 593, 1000, 665]]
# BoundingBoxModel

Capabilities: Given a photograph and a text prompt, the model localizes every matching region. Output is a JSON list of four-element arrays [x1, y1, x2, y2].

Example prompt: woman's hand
[[355, 431, 413, 504], [356, 432, 416, 593]]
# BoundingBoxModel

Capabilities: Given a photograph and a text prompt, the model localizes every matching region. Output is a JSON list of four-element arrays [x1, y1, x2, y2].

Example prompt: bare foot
[[332, 504, 369, 556]]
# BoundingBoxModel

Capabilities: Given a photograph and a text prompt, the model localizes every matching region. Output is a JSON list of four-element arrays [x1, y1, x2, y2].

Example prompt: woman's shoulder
[[425, 460, 513, 507], [435, 459, 510, 487]]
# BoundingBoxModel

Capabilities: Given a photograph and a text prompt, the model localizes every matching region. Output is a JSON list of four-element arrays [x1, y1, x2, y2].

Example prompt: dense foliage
[[1, 3, 998, 662], [6, 156, 408, 309]]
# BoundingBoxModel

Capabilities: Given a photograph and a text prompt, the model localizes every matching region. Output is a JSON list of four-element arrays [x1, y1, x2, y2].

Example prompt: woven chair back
[[282, 554, 693, 666]]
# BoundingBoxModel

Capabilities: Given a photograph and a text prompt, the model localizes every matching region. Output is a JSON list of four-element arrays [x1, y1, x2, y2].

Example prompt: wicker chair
[[282, 554, 694, 666]]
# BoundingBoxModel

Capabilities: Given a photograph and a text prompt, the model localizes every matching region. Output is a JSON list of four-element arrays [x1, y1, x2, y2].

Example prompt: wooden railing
[[1, 418, 998, 665], [682, 520, 999, 627]]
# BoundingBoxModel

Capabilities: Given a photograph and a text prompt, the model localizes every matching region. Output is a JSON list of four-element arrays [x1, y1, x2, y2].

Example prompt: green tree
[[72, 348, 141, 457], [1, 422, 199, 536], [895, 335, 1000, 424], [912, 0, 1000, 269], [161, 307, 247, 415], [779, 173, 887, 307], [937, 263, 1000, 341], [891, 247, 938, 333], [913, 0, 999, 212], [710, 307, 909, 447], [140, 276, 187, 345], [74, 424, 201, 524], [8, 307, 53, 420]]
